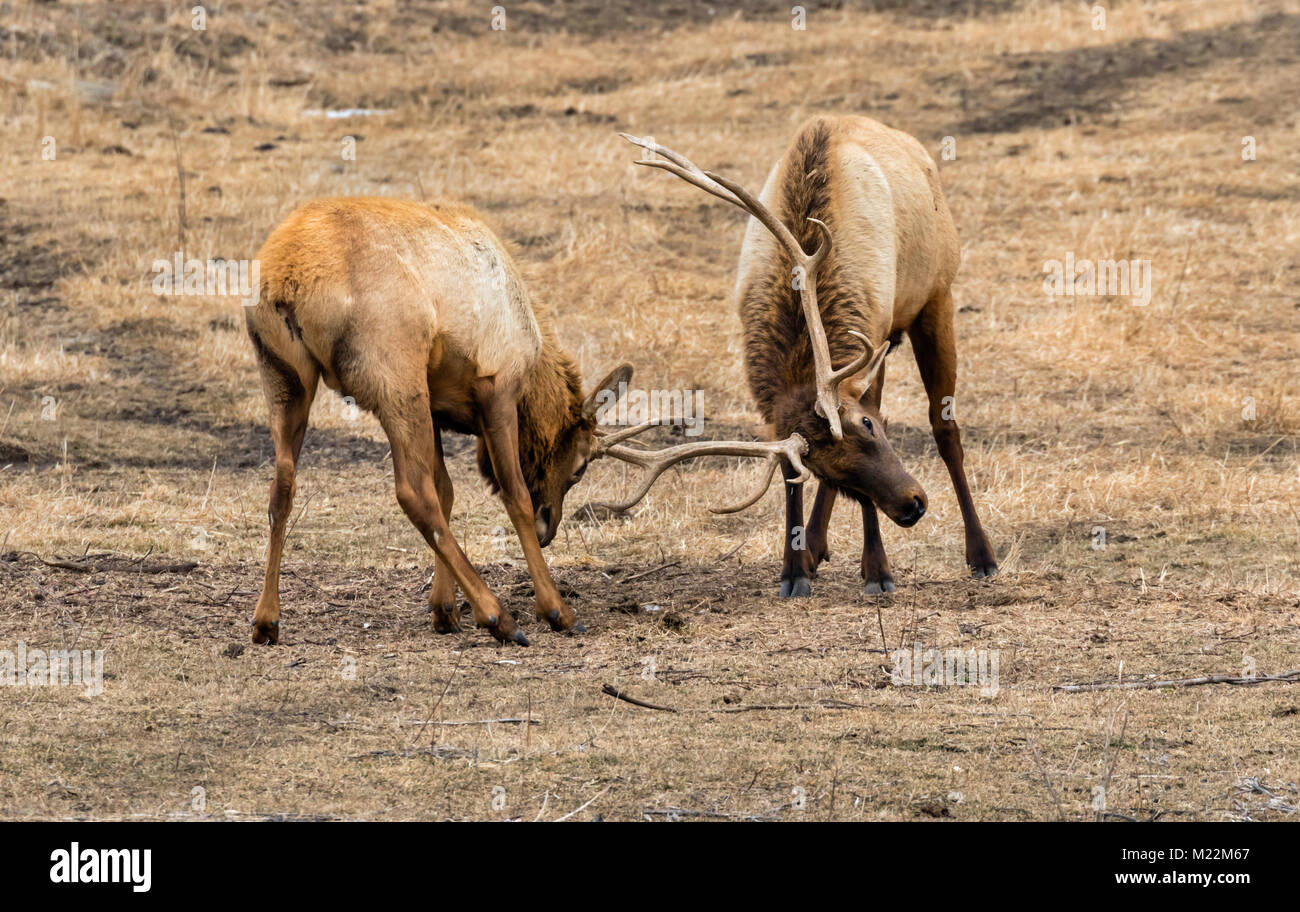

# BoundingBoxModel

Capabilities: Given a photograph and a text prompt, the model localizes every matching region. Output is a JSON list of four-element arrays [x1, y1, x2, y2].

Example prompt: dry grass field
[[0, 0, 1297, 821]]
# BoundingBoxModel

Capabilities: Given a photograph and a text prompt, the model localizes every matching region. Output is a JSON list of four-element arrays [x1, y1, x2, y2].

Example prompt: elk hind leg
[[908, 291, 997, 578], [251, 354, 318, 645], [426, 426, 462, 634]]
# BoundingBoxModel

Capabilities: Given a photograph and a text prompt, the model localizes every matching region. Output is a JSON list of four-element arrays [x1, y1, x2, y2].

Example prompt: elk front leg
[[383, 400, 527, 645], [426, 425, 461, 634], [779, 459, 813, 598], [476, 380, 582, 633], [805, 482, 836, 572], [860, 502, 895, 593], [909, 293, 997, 578], [855, 355, 894, 593]]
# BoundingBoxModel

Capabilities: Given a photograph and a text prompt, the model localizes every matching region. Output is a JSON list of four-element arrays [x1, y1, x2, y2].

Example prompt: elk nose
[[898, 496, 927, 527], [535, 506, 555, 546]]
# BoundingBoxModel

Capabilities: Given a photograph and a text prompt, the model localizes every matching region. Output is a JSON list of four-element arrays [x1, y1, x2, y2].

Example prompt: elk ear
[[582, 362, 634, 421]]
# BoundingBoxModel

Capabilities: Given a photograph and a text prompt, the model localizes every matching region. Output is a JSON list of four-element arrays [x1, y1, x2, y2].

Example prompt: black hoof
[[251, 620, 279, 645], [544, 609, 583, 633], [431, 603, 461, 634], [488, 619, 529, 646], [779, 576, 812, 598], [971, 564, 998, 580], [864, 577, 896, 596]]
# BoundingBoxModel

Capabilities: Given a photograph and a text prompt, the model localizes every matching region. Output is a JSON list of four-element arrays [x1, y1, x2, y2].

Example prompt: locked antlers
[[592, 422, 810, 514], [620, 132, 877, 440]]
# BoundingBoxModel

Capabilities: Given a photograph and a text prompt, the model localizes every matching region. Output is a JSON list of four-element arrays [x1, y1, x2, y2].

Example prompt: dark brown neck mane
[[737, 119, 876, 427]]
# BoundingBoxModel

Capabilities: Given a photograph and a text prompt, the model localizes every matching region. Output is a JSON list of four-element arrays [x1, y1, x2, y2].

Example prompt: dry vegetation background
[[0, 0, 1297, 821]]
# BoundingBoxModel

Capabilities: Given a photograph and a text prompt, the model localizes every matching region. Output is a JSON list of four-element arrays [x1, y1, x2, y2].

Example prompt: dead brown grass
[[0, 0, 1297, 820]]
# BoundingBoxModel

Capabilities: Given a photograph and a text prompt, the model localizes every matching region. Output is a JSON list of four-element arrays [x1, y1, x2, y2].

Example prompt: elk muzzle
[[883, 486, 928, 528], [535, 505, 556, 547], [895, 492, 928, 527]]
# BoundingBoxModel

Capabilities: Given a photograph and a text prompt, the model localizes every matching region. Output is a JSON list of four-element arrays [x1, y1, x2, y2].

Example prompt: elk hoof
[[485, 613, 529, 646], [431, 606, 461, 635], [489, 623, 530, 647], [971, 563, 998, 580], [251, 620, 279, 645], [544, 608, 583, 633], [779, 576, 812, 598], [864, 577, 896, 595]]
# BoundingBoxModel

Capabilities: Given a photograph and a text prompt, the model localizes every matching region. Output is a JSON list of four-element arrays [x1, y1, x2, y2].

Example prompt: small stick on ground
[[1055, 670, 1300, 693], [713, 536, 751, 563], [876, 603, 890, 658], [711, 701, 870, 713], [1096, 707, 1129, 821], [553, 784, 612, 822], [199, 456, 217, 514], [643, 807, 779, 822], [170, 117, 187, 247], [601, 683, 679, 712], [411, 647, 467, 748], [623, 560, 680, 583], [405, 717, 541, 727], [5, 551, 198, 574], [1029, 742, 1068, 822], [601, 684, 872, 714]]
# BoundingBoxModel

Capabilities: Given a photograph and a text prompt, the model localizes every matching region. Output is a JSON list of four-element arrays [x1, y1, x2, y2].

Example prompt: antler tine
[[635, 160, 743, 209], [594, 420, 658, 449], [621, 133, 823, 276], [593, 433, 809, 514], [619, 132, 700, 174], [804, 217, 833, 269], [829, 329, 875, 384], [709, 456, 781, 515], [619, 133, 746, 209]]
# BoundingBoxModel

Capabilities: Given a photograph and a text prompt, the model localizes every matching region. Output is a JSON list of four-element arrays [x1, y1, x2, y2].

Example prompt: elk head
[[619, 133, 927, 527], [769, 340, 926, 526], [478, 362, 634, 546]]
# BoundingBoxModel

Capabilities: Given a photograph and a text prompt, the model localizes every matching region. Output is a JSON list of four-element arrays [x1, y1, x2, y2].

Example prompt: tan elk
[[621, 116, 997, 596], [246, 197, 815, 645]]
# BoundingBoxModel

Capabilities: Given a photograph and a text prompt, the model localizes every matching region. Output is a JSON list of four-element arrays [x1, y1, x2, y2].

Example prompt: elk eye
[[861, 417, 874, 435]]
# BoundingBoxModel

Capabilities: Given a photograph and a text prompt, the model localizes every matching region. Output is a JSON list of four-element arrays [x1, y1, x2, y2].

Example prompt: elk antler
[[620, 132, 874, 440], [591, 424, 810, 514]]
